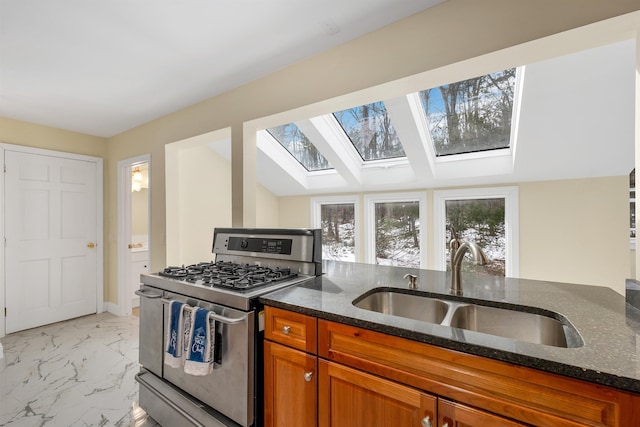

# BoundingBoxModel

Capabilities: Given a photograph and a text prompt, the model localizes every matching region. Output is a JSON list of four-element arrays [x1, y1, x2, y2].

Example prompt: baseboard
[[105, 301, 126, 316]]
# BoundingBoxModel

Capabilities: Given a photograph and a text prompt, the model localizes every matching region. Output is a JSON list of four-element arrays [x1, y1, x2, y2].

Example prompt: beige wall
[[175, 144, 232, 265], [98, 1, 640, 304], [519, 177, 629, 293], [279, 196, 312, 229], [168, 143, 280, 265], [278, 176, 631, 294], [0, 116, 106, 158], [256, 185, 279, 228], [132, 188, 149, 238]]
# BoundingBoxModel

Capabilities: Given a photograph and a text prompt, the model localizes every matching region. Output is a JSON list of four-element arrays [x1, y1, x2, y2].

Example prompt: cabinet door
[[438, 399, 525, 427], [264, 341, 317, 427], [319, 359, 436, 427]]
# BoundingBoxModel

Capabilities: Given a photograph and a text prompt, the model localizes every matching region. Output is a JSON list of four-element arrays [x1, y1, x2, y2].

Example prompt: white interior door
[[5, 150, 98, 333]]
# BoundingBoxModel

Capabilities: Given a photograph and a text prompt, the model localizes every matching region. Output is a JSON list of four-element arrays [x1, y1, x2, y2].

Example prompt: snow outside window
[[433, 187, 519, 277], [310, 196, 359, 262], [364, 192, 427, 269]]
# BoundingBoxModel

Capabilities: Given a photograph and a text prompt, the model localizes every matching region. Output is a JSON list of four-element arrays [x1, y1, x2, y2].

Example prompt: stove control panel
[[227, 237, 292, 255], [212, 228, 321, 274]]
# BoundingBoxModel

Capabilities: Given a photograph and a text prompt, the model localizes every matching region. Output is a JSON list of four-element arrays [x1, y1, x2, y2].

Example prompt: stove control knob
[[240, 239, 249, 249], [282, 325, 291, 335]]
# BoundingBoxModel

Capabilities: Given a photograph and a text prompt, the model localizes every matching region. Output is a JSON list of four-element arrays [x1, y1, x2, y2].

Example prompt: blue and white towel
[[184, 307, 216, 376], [165, 301, 186, 368]]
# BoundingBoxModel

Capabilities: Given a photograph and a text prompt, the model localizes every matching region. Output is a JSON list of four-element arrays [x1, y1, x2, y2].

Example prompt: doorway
[[1, 144, 103, 336], [117, 155, 150, 316]]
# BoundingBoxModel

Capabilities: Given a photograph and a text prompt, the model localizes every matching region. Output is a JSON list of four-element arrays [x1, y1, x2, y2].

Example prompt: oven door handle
[[135, 289, 162, 298], [160, 298, 248, 325]]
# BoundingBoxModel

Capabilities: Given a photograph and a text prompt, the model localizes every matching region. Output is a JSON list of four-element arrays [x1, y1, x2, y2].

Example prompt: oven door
[[160, 292, 255, 427]]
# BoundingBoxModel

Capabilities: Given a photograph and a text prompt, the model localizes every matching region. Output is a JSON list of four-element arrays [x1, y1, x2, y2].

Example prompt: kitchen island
[[260, 260, 640, 426]]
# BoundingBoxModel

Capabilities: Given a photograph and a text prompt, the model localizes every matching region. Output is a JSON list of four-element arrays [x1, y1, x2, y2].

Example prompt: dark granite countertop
[[259, 260, 640, 394]]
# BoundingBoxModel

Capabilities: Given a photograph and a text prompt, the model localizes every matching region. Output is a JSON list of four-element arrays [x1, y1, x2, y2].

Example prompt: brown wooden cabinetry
[[318, 359, 436, 427], [437, 400, 525, 427], [264, 306, 317, 353], [264, 341, 317, 427], [264, 306, 640, 427], [264, 307, 318, 427]]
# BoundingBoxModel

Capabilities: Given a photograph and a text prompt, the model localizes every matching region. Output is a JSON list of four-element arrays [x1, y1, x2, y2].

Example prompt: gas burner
[[160, 266, 188, 278], [172, 261, 299, 292]]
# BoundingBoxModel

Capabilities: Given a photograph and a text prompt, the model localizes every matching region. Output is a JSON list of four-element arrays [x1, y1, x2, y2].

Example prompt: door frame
[[0, 143, 104, 338], [116, 154, 151, 316]]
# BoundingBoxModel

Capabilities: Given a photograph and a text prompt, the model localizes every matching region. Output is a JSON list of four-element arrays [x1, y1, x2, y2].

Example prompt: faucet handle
[[403, 273, 418, 289]]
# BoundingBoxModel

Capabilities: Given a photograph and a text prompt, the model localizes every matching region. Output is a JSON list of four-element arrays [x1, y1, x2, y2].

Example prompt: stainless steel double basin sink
[[353, 289, 583, 348]]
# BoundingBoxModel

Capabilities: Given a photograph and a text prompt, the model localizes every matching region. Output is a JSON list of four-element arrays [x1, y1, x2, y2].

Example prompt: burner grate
[[162, 260, 298, 292]]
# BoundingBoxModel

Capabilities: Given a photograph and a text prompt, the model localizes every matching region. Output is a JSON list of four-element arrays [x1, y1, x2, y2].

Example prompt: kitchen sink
[[353, 291, 449, 324], [353, 289, 583, 348], [449, 304, 572, 347]]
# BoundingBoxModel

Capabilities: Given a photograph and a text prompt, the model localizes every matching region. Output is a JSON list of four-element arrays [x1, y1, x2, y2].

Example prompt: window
[[433, 187, 519, 277], [333, 102, 406, 161], [419, 68, 517, 157], [266, 123, 332, 171], [311, 196, 359, 262], [364, 192, 427, 268]]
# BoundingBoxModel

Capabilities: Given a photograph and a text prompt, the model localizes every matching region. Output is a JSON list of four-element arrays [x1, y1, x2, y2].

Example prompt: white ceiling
[[0, 0, 444, 137]]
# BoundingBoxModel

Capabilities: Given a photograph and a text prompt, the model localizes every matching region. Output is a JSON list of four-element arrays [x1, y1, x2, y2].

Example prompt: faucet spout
[[450, 241, 489, 295]]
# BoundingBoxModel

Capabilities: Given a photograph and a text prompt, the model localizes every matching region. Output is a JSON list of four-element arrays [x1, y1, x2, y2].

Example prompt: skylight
[[266, 123, 333, 171], [333, 102, 406, 161], [419, 68, 516, 157]]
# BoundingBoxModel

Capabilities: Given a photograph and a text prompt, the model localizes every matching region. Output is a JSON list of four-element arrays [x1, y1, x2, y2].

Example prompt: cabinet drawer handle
[[441, 423, 449, 427], [304, 371, 313, 382], [282, 325, 291, 335], [420, 416, 432, 427]]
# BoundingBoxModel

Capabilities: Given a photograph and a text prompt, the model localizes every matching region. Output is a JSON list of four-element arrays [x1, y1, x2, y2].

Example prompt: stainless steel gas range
[[135, 228, 322, 427]]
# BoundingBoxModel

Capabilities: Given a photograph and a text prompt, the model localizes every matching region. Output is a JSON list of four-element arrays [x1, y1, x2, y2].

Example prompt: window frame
[[364, 191, 427, 269], [418, 67, 523, 159], [310, 195, 360, 262], [433, 186, 519, 277]]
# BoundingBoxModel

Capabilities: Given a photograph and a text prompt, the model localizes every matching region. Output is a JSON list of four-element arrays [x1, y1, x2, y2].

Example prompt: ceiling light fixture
[[132, 167, 143, 182], [132, 167, 144, 192]]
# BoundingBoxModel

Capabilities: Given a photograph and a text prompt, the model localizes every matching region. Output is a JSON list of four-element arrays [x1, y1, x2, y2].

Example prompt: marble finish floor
[[0, 312, 159, 426]]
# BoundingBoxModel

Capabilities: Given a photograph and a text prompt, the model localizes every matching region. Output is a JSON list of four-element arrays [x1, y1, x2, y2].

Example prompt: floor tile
[[0, 312, 158, 427]]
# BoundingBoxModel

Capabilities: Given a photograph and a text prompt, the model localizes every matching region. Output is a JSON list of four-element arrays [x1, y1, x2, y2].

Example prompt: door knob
[[87, 242, 96, 248]]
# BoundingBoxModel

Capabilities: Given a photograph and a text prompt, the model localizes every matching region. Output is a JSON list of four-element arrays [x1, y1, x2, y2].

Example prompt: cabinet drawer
[[265, 306, 317, 353], [438, 399, 526, 427]]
